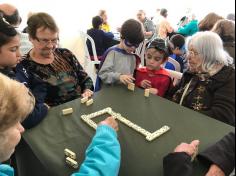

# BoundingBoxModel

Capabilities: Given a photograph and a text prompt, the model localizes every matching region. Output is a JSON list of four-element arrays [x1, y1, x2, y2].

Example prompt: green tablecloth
[[15, 85, 234, 176]]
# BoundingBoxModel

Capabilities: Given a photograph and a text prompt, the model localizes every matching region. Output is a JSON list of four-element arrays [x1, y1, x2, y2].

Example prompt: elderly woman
[[0, 73, 120, 176], [167, 31, 235, 126], [16, 12, 94, 107]]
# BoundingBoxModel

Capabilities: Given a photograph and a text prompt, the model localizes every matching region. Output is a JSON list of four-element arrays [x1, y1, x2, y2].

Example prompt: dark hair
[[27, 12, 59, 39], [0, 17, 18, 48], [160, 8, 168, 17], [169, 34, 185, 49], [92, 16, 103, 29], [147, 38, 169, 58], [120, 19, 144, 45], [0, 9, 21, 26]]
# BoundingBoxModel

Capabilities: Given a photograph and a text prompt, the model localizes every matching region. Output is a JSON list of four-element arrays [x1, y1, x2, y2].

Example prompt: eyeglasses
[[124, 40, 140, 48], [35, 36, 59, 45], [187, 50, 199, 57]]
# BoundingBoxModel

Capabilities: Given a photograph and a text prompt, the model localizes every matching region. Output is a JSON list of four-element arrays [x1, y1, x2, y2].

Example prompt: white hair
[[186, 31, 233, 72]]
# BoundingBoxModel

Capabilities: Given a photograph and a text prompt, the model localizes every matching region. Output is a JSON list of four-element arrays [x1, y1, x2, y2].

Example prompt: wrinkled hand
[[82, 89, 93, 98], [99, 116, 119, 131], [119, 74, 135, 85], [149, 88, 158, 95], [174, 140, 200, 157], [140, 80, 152, 89], [205, 164, 225, 176]]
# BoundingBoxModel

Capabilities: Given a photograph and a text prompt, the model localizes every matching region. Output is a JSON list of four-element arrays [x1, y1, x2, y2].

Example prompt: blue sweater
[[72, 125, 121, 176], [177, 20, 199, 36], [0, 67, 48, 129], [0, 125, 120, 176]]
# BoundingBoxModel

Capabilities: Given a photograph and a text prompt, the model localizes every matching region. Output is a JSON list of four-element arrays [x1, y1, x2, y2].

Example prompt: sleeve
[[200, 74, 235, 126], [165, 20, 174, 33], [15, 64, 48, 129], [71, 125, 121, 176], [0, 164, 14, 176], [177, 23, 191, 36], [98, 51, 121, 84], [68, 49, 94, 91], [146, 20, 156, 34], [163, 152, 193, 176], [103, 31, 114, 39], [157, 77, 171, 97], [198, 132, 235, 176]]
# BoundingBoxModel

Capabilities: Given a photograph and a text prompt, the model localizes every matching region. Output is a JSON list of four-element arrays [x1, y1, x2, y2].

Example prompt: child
[[135, 38, 172, 97], [98, 19, 144, 85], [164, 34, 188, 73]]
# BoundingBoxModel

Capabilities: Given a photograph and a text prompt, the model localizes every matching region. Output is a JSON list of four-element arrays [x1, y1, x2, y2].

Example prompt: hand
[[205, 164, 225, 176], [119, 74, 135, 85], [149, 88, 158, 95], [82, 89, 93, 98], [99, 116, 119, 131], [140, 80, 152, 89], [174, 140, 200, 157]]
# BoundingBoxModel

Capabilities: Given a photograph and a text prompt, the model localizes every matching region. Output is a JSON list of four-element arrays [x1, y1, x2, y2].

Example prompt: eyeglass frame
[[34, 36, 59, 45], [186, 50, 199, 57]]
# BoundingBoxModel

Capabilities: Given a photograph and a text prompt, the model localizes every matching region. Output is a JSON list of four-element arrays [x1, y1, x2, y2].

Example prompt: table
[[15, 85, 234, 176]]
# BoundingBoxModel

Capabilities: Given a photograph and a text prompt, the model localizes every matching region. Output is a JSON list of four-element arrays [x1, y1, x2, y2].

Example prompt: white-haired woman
[[167, 31, 235, 126]]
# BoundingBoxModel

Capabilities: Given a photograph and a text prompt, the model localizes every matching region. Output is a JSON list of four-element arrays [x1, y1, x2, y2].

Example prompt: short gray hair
[[186, 31, 233, 72]]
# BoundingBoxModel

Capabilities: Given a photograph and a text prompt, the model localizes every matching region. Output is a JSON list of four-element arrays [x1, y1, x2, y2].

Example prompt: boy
[[135, 38, 172, 97], [98, 19, 144, 85], [164, 34, 188, 73]]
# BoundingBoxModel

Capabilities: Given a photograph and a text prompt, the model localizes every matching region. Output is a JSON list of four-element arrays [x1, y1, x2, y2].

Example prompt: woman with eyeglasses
[[167, 31, 235, 126], [135, 38, 172, 97], [0, 16, 48, 129], [98, 19, 144, 86], [16, 12, 94, 107]]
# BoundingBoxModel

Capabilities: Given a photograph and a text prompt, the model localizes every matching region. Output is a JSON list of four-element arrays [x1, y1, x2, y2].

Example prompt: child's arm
[[98, 51, 121, 84]]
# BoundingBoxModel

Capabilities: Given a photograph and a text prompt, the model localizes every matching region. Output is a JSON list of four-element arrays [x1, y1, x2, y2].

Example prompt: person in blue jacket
[[0, 16, 48, 129], [0, 74, 121, 176]]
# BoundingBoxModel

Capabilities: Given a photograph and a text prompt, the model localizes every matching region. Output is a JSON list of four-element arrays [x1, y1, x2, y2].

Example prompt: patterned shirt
[[19, 48, 94, 106]]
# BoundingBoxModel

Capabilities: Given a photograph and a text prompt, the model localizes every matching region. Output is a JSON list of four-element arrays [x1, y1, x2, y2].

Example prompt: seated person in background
[[158, 8, 174, 39], [16, 12, 94, 107], [163, 132, 235, 176], [98, 10, 110, 32], [0, 17, 48, 129], [166, 31, 235, 126], [177, 13, 199, 37], [198, 12, 224, 32], [137, 10, 156, 42], [87, 16, 114, 60], [98, 19, 144, 85], [0, 73, 121, 176], [135, 38, 172, 97], [211, 19, 235, 61], [0, 3, 33, 55], [165, 34, 188, 73]]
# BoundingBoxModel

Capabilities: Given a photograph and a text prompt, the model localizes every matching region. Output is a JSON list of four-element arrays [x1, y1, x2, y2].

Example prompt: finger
[[190, 140, 200, 147]]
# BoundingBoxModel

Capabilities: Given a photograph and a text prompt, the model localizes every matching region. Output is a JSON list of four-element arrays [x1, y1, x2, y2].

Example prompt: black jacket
[[167, 66, 235, 126], [163, 132, 235, 176]]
